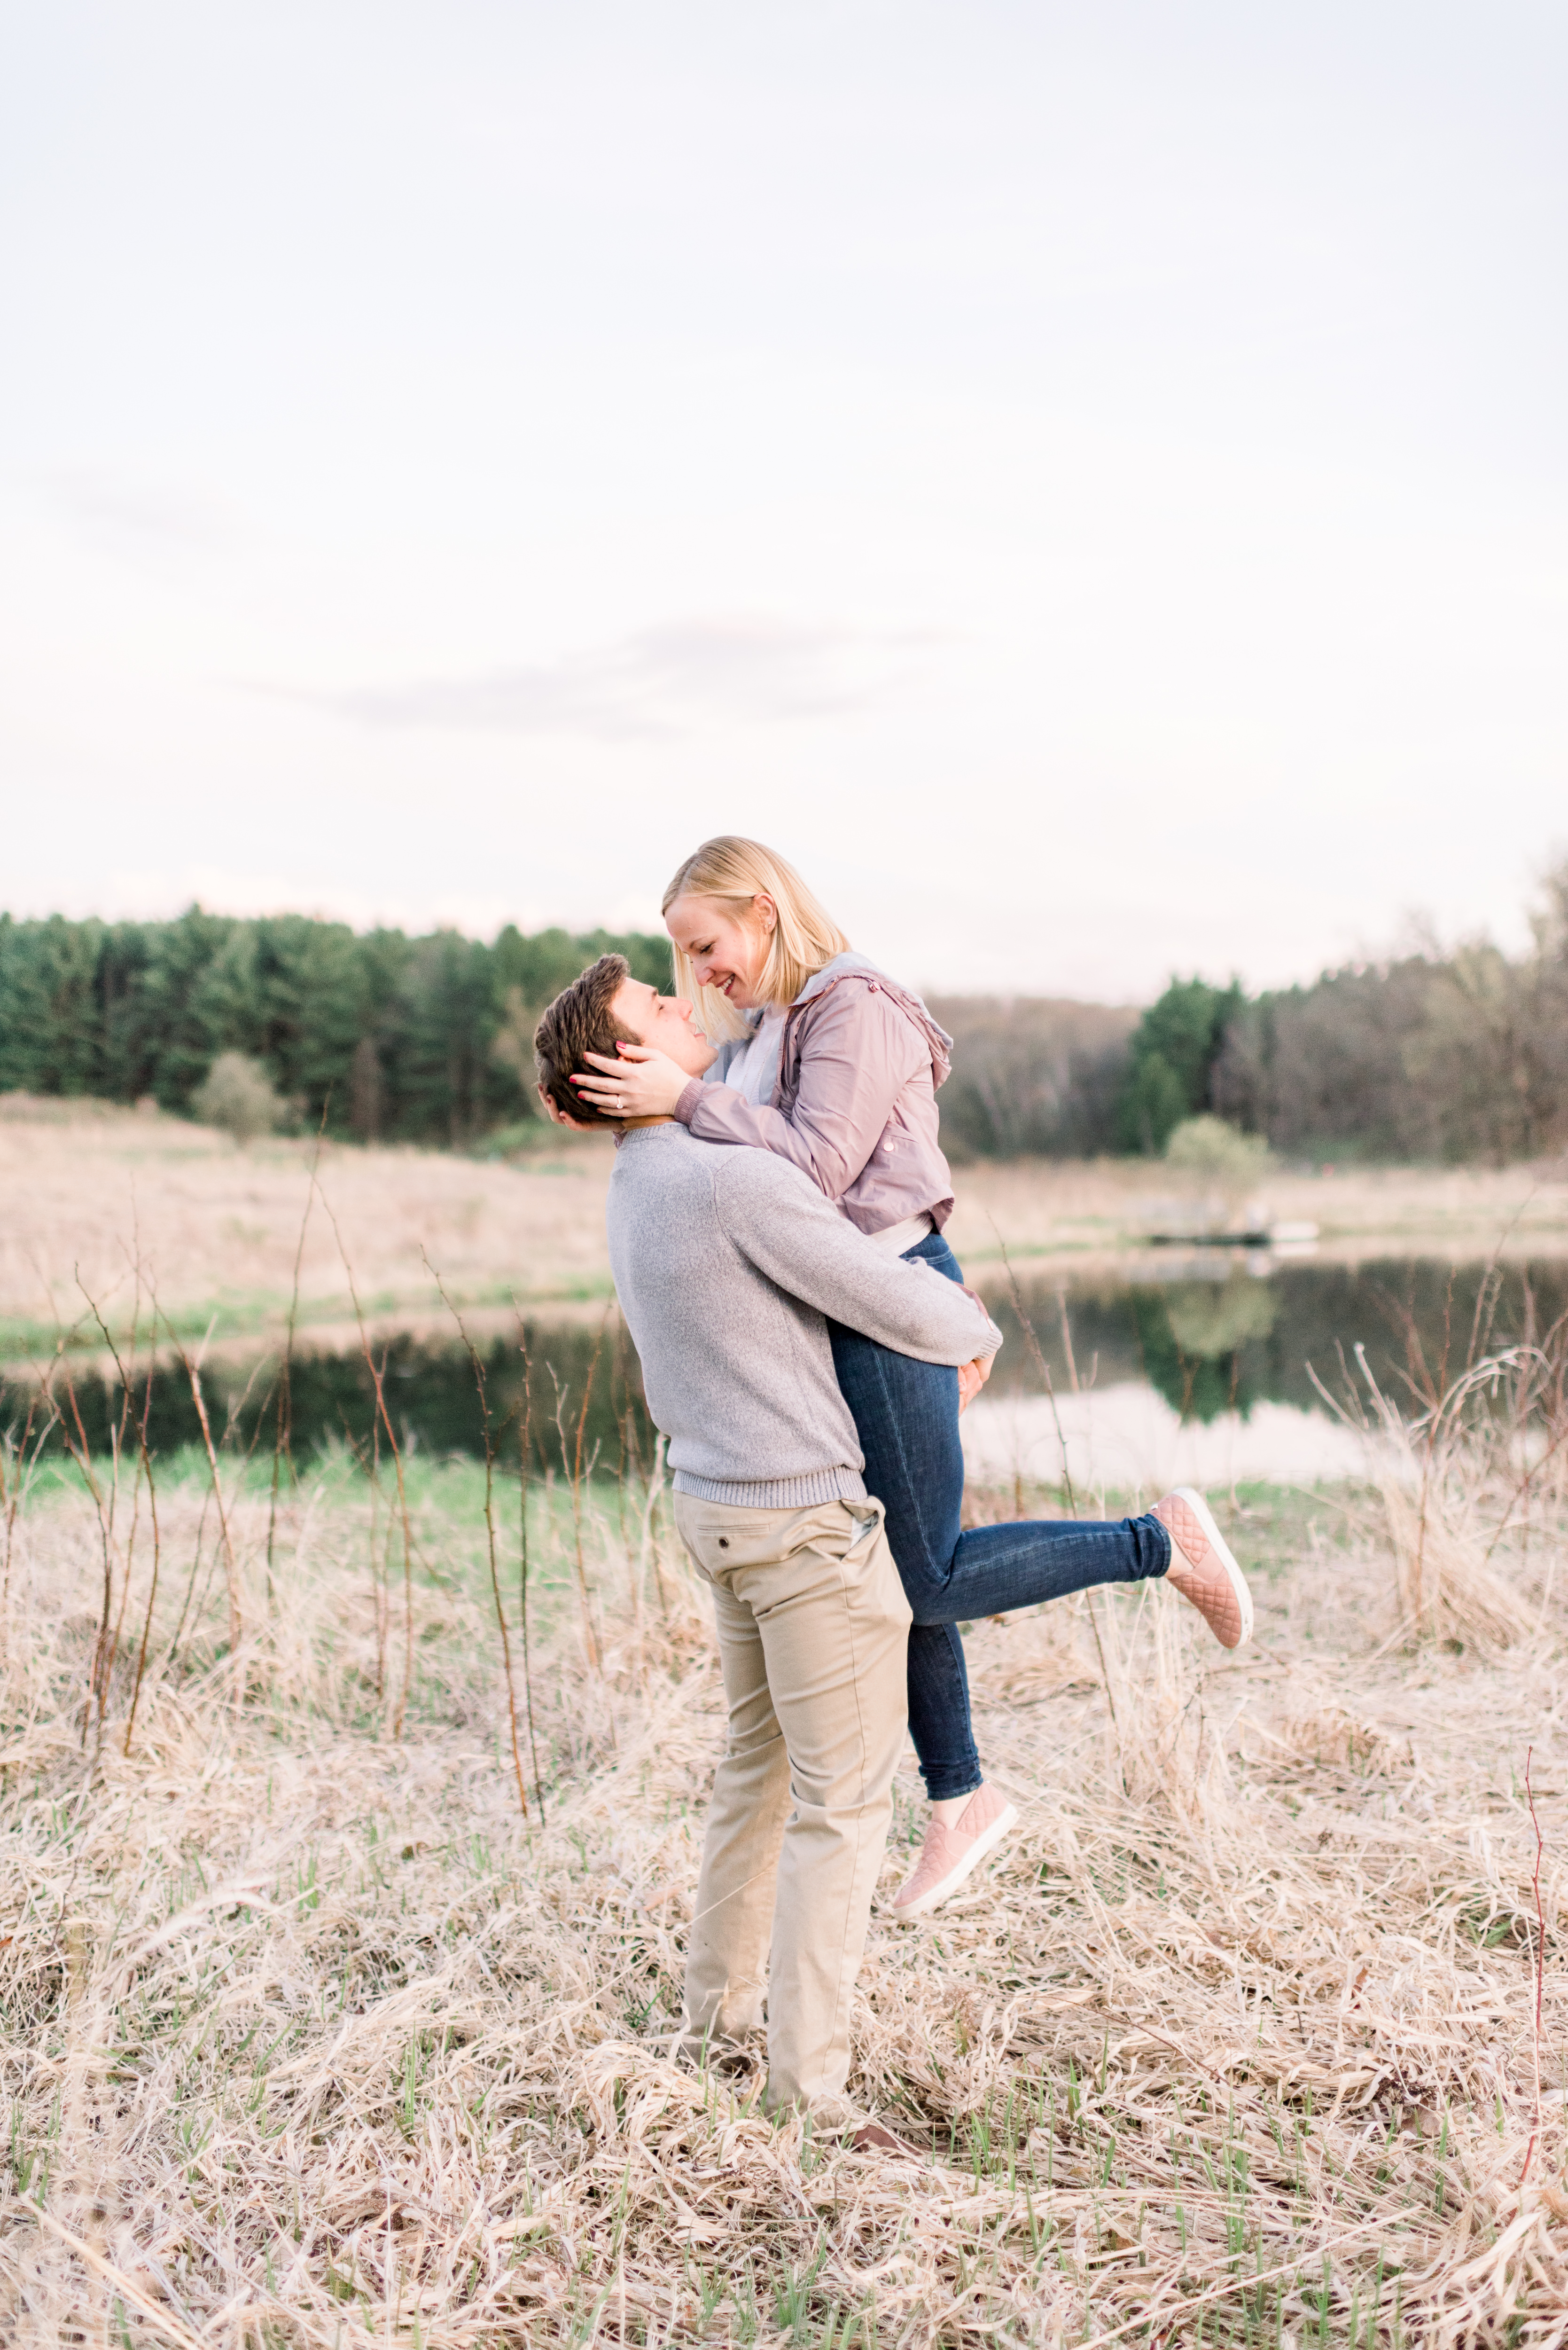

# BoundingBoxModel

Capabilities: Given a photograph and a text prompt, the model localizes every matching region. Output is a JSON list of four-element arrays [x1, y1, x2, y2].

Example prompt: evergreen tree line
[[0, 909, 671, 1144], [3, 862, 1565, 1161]]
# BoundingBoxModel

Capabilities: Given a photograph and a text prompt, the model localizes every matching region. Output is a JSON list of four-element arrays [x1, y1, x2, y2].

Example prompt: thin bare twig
[[424, 1250, 529, 1825], [307, 1170, 417, 1734], [76, 1272, 163, 1755], [161, 1319, 242, 1668], [512, 1308, 546, 1818], [267, 1111, 327, 1612], [1521, 1744, 1547, 2184]]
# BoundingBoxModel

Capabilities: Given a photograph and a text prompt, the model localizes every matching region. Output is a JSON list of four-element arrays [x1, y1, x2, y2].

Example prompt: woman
[[567, 838, 1253, 1918]]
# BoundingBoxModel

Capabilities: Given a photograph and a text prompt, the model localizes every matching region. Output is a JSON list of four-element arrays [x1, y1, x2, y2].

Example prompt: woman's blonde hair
[[662, 836, 850, 1039]]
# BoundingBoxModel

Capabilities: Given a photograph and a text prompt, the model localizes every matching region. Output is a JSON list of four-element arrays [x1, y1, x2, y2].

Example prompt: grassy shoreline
[[3, 1102, 1565, 1369]]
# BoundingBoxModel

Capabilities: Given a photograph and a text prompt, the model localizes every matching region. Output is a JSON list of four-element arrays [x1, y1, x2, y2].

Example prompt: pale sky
[[3, 1, 1564, 999]]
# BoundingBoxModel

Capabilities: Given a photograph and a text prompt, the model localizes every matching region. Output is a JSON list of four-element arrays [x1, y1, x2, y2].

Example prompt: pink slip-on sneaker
[[1155, 1486, 1254, 1650], [889, 1782, 1019, 1922]]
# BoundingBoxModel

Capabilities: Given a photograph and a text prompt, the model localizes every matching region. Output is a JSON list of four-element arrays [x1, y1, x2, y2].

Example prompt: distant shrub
[[1163, 1114, 1274, 1213], [193, 1052, 284, 1145]]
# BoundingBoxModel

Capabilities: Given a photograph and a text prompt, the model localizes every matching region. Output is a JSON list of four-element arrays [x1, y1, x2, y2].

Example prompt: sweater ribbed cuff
[[671, 1466, 867, 1511], [673, 1078, 704, 1125]]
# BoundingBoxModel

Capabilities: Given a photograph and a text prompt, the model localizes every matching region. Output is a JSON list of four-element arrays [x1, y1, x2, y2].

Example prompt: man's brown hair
[[533, 954, 638, 1126]]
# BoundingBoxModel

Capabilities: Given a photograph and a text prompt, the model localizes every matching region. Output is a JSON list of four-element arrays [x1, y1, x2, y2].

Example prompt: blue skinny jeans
[[827, 1230, 1171, 1803]]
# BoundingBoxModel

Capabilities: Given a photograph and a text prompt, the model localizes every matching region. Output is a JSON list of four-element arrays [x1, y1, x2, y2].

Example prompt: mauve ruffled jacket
[[671, 951, 958, 1238]]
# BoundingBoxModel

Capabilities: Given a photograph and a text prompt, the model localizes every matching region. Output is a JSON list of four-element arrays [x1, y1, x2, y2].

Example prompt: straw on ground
[[1, 1393, 1565, 2344]]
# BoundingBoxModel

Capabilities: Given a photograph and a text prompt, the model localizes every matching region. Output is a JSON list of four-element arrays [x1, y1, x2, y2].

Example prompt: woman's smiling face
[[664, 893, 774, 1010]]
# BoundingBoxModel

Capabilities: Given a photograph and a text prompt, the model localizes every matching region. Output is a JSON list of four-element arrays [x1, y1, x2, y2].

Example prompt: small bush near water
[[2, 1284, 1567, 2344], [190, 1050, 284, 1145]]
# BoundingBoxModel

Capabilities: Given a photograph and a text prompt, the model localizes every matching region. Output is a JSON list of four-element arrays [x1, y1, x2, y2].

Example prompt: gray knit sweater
[[606, 1122, 1002, 1509]]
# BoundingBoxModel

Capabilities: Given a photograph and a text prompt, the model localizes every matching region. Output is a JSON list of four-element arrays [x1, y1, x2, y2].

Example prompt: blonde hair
[[662, 836, 850, 1040]]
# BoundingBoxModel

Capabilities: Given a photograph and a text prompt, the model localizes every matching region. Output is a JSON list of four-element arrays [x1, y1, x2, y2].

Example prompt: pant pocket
[[840, 1508, 913, 1631]]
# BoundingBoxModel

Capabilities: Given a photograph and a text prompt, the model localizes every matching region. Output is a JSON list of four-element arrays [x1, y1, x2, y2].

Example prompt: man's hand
[[957, 1354, 994, 1414], [570, 1042, 691, 1120]]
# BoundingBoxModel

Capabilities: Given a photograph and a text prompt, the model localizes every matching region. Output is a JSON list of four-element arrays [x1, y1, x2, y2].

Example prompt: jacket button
[[718, 1536, 729, 1548]]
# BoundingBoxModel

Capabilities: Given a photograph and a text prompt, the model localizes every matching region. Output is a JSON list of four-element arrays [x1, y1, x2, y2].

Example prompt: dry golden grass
[[2, 1418, 1566, 2345], [943, 1158, 1568, 1276], [0, 1099, 618, 1361], [4, 1097, 1566, 1371]]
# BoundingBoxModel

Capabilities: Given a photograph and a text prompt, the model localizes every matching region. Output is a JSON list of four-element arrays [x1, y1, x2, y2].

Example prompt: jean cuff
[[921, 1771, 984, 1804]]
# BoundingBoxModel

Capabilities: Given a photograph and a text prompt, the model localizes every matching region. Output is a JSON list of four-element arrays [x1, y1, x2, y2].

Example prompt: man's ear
[[538, 1082, 589, 1130]]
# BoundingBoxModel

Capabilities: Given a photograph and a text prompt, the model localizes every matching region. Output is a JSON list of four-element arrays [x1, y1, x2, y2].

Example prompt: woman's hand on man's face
[[570, 1043, 692, 1120]]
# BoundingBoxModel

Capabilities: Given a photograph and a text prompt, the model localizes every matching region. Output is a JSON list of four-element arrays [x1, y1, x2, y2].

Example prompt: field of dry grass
[[4, 1097, 1566, 1370], [2, 1391, 1567, 2344], [4, 1098, 1568, 2343]]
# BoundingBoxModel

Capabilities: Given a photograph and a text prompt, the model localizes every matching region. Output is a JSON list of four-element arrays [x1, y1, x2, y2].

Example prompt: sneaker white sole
[[889, 1801, 1019, 1923], [1170, 1485, 1255, 1648]]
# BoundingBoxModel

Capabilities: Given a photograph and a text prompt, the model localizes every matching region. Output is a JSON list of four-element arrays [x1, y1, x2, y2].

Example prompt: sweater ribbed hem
[[673, 1078, 704, 1125], [671, 1465, 867, 1510]]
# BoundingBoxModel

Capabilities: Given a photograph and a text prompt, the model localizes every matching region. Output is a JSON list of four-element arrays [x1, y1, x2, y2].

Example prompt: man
[[535, 955, 1002, 2121]]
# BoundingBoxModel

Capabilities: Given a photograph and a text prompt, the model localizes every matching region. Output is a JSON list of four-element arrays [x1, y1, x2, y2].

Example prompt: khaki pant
[[674, 1491, 912, 2115]]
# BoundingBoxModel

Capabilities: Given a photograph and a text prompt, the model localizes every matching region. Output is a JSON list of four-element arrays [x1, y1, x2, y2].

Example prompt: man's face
[[607, 979, 717, 1078]]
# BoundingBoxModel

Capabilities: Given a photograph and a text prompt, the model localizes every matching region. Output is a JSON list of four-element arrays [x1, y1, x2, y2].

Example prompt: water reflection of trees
[[12, 1256, 1568, 1458], [983, 1257, 1568, 1426], [1136, 1271, 1278, 1421], [2, 1317, 655, 1477]]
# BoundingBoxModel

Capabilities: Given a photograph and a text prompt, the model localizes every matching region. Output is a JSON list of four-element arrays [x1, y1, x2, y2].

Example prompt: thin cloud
[[47, 469, 241, 554], [304, 616, 937, 739]]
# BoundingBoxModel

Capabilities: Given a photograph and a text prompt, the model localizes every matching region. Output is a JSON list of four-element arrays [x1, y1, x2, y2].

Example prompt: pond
[[964, 1251, 1568, 1492], [10, 1252, 1566, 1490]]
